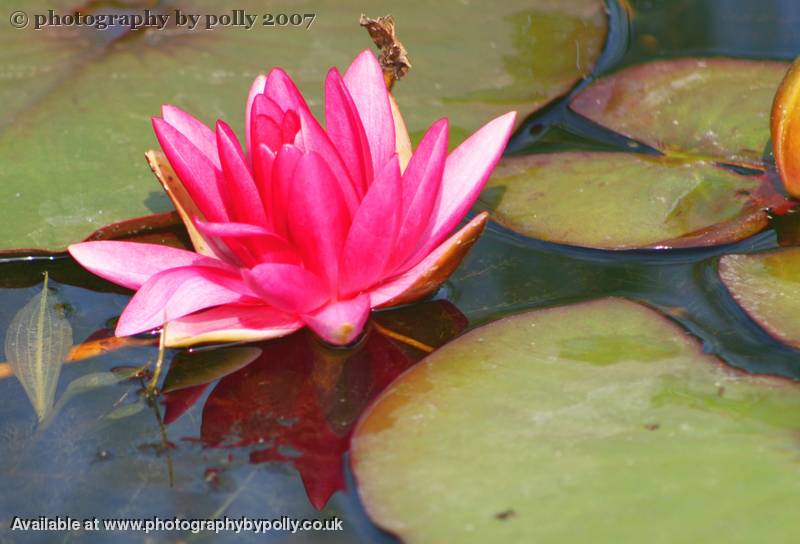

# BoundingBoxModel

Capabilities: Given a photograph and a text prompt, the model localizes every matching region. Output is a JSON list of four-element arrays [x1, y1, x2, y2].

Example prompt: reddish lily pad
[[0, 211, 191, 258], [0, 0, 607, 251], [481, 58, 795, 249], [485, 152, 777, 249], [719, 248, 800, 348], [571, 58, 788, 165], [352, 298, 800, 543]]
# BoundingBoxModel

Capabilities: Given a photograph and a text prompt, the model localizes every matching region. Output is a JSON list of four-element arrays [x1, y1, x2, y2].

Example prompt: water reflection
[[162, 301, 466, 511]]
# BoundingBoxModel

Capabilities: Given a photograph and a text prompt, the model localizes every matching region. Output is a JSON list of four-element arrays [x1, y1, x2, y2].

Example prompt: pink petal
[[339, 155, 401, 297], [116, 265, 255, 337], [302, 294, 371, 345], [271, 144, 302, 238], [195, 219, 300, 266], [195, 221, 275, 238], [251, 114, 282, 153], [251, 93, 284, 123], [144, 149, 234, 263], [216, 120, 268, 226], [161, 105, 220, 168], [68, 241, 225, 290], [287, 152, 351, 291], [325, 67, 373, 197], [370, 213, 487, 307], [389, 118, 448, 271], [343, 50, 396, 177], [245, 74, 267, 153], [265, 68, 359, 213], [152, 118, 229, 222], [264, 67, 311, 113], [253, 144, 276, 224], [244, 263, 329, 314], [406, 111, 516, 266], [249, 94, 285, 157], [165, 303, 302, 347], [281, 110, 301, 143]]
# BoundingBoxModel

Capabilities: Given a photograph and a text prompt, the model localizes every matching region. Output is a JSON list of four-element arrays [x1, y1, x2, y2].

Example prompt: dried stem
[[359, 14, 410, 91]]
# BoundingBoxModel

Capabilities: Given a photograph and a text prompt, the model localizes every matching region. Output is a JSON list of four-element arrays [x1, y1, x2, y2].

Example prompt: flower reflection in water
[[162, 300, 467, 509]]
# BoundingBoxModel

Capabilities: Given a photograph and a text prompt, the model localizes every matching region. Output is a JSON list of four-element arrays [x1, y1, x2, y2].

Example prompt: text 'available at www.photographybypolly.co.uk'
[[9, 515, 344, 535]]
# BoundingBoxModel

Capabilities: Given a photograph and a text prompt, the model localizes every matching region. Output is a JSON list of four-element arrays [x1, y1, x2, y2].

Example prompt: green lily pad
[[0, 0, 607, 251], [352, 298, 800, 543], [719, 248, 800, 348], [484, 152, 767, 249], [481, 58, 793, 249], [571, 58, 788, 164]]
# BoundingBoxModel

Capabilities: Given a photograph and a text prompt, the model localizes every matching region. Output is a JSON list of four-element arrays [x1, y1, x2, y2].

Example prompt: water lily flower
[[69, 50, 515, 347]]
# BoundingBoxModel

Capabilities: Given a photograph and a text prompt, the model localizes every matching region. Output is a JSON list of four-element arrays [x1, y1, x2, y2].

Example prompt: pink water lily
[[69, 50, 515, 347]]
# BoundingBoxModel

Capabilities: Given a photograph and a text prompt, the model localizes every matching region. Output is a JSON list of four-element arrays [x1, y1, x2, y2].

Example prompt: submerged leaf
[[161, 347, 262, 393], [42, 367, 144, 427], [4, 272, 72, 422], [104, 400, 146, 420], [50, 371, 130, 416]]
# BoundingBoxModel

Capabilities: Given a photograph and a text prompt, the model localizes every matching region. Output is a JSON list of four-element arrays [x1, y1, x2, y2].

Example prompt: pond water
[[3, 0, 800, 542]]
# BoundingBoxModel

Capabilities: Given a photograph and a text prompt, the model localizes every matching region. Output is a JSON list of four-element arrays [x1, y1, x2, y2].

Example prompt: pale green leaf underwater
[[4, 273, 73, 422]]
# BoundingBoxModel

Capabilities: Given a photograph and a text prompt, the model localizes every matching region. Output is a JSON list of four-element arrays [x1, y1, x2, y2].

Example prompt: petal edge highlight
[[370, 212, 489, 307]]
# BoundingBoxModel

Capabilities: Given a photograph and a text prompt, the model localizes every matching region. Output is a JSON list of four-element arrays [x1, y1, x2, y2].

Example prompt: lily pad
[[485, 152, 769, 249], [571, 58, 788, 164], [0, 0, 607, 251], [482, 58, 794, 249], [719, 248, 800, 348], [352, 298, 800, 543]]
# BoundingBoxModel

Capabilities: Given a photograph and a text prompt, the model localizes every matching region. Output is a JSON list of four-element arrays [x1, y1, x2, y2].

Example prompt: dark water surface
[[3, 0, 800, 542]]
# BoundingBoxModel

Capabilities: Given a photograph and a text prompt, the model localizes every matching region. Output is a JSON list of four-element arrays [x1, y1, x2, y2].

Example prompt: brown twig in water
[[372, 322, 434, 353]]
